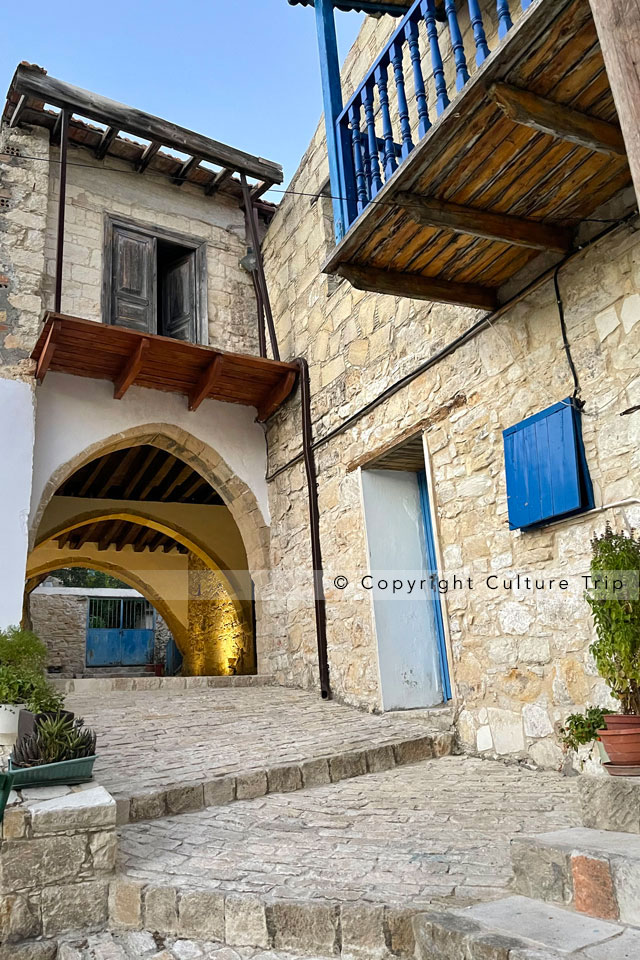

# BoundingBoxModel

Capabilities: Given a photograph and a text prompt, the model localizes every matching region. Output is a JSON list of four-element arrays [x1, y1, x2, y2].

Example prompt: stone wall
[[260, 10, 640, 765], [0, 785, 117, 947]]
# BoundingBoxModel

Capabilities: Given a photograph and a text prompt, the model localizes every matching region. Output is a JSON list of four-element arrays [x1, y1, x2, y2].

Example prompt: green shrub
[[586, 524, 640, 715], [559, 707, 607, 752], [0, 627, 48, 671], [0, 626, 63, 712]]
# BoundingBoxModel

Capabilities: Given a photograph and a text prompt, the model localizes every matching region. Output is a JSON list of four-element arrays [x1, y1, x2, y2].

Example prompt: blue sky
[[0, 0, 364, 191]]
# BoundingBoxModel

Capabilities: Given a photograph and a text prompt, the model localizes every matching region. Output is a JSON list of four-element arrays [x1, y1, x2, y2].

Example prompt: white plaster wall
[[0, 378, 35, 627], [29, 373, 270, 529]]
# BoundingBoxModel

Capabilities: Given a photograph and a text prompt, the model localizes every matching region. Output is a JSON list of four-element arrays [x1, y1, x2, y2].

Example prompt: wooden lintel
[[205, 168, 233, 197], [337, 265, 498, 310], [487, 82, 627, 156], [136, 141, 161, 174], [172, 155, 201, 186], [9, 95, 27, 128], [36, 320, 61, 382], [188, 355, 223, 411], [396, 192, 572, 253], [95, 126, 119, 160], [114, 338, 149, 399], [257, 370, 298, 422]]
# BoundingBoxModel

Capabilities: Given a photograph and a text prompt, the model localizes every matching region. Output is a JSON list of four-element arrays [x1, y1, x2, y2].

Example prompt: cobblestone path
[[119, 756, 580, 910], [66, 686, 452, 803]]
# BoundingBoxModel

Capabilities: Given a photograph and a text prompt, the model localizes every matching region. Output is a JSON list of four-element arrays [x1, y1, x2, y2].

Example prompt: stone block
[[203, 777, 236, 807], [109, 878, 143, 930], [365, 744, 396, 773], [270, 900, 339, 954], [0, 835, 86, 892], [130, 790, 168, 822], [0, 942, 57, 960], [41, 879, 109, 935], [386, 906, 418, 958], [300, 757, 331, 788], [0, 892, 41, 941], [340, 903, 386, 958], [393, 736, 435, 766], [571, 855, 618, 920], [511, 838, 572, 903], [329, 751, 367, 782], [115, 796, 131, 826], [89, 830, 118, 872], [1, 805, 28, 839], [583, 927, 640, 959], [578, 776, 640, 834], [225, 894, 270, 947], [144, 885, 178, 934], [236, 770, 267, 800], [177, 889, 225, 940], [29, 786, 117, 835], [165, 783, 204, 816], [611, 856, 640, 925], [267, 764, 302, 794]]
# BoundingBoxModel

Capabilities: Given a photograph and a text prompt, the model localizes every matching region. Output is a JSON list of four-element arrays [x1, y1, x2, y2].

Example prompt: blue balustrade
[[335, 0, 522, 234]]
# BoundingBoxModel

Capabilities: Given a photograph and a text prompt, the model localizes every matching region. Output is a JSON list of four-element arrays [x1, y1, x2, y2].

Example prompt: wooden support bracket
[[189, 354, 223, 411], [257, 370, 298, 422], [205, 168, 233, 197], [337, 264, 498, 310], [114, 338, 149, 399], [95, 126, 119, 160], [173, 155, 201, 186], [396, 192, 572, 253], [251, 180, 273, 201], [487, 82, 626, 156], [36, 320, 61, 382], [9, 95, 27, 128], [136, 142, 161, 173]]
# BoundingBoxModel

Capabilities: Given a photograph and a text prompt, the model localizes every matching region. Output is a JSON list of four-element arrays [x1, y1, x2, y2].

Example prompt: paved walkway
[[58, 931, 320, 960], [119, 756, 580, 910], [66, 685, 453, 813]]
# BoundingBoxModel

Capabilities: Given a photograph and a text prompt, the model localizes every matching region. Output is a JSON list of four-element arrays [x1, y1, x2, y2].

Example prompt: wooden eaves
[[31, 314, 298, 422]]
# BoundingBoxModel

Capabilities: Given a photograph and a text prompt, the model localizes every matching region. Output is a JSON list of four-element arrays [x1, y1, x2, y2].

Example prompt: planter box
[[17, 708, 75, 741], [8, 755, 97, 788]]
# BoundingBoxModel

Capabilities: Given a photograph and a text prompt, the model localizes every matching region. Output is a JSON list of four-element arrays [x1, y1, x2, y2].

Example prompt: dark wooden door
[[111, 226, 157, 332], [161, 253, 197, 342]]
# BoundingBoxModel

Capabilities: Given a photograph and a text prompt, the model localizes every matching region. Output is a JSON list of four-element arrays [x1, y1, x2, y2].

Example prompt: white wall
[[361, 468, 443, 711], [0, 378, 35, 628], [29, 372, 270, 529]]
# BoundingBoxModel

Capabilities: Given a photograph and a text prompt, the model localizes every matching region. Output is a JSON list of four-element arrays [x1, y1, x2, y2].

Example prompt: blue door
[[86, 597, 155, 667]]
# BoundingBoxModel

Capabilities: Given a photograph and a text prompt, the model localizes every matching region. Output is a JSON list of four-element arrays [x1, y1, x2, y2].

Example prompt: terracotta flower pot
[[604, 714, 640, 729], [597, 726, 640, 765]]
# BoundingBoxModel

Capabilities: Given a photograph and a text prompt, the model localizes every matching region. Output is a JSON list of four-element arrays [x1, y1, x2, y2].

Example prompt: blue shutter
[[503, 399, 593, 530]]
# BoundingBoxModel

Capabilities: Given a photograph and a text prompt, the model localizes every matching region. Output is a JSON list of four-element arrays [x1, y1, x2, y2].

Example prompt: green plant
[[559, 707, 607, 752], [0, 665, 25, 706], [22, 673, 64, 714], [586, 524, 640, 714], [12, 713, 97, 768], [0, 626, 48, 671]]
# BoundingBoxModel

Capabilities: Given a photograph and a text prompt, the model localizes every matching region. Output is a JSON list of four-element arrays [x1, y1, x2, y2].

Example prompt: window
[[503, 398, 593, 530], [104, 217, 208, 344]]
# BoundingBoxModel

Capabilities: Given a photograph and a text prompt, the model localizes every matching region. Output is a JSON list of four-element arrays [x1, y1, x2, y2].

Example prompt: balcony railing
[[335, 0, 533, 232]]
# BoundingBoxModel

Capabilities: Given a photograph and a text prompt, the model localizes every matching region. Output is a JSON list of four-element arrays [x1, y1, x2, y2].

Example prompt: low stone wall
[[0, 784, 117, 949]]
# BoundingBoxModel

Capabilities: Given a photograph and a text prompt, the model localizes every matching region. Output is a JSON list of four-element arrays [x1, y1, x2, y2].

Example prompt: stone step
[[56, 930, 330, 960], [578, 773, 640, 834], [413, 895, 640, 959], [53, 674, 276, 695], [512, 826, 640, 925]]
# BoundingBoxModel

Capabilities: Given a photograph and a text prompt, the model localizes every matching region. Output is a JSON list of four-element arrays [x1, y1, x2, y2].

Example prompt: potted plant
[[9, 712, 97, 788], [585, 525, 640, 773], [0, 626, 67, 746], [559, 707, 607, 771], [0, 665, 27, 747], [17, 675, 70, 741]]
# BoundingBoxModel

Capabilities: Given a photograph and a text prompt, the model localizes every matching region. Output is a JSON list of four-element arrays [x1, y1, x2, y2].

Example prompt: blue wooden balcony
[[291, 0, 632, 308]]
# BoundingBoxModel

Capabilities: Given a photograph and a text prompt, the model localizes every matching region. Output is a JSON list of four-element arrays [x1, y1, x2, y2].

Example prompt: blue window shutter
[[503, 399, 592, 530]]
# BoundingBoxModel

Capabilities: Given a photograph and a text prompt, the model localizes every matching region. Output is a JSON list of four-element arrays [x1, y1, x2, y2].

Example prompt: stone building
[[0, 0, 639, 768]]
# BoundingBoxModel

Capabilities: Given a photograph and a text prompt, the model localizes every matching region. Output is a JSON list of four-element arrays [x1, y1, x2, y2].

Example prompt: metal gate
[[86, 597, 155, 667]]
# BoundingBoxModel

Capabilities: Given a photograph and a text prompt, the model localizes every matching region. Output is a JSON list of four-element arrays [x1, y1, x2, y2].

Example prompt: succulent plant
[[12, 713, 97, 768]]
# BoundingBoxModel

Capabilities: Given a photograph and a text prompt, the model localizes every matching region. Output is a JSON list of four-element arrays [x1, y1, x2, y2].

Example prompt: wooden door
[[161, 253, 197, 341], [111, 226, 157, 332]]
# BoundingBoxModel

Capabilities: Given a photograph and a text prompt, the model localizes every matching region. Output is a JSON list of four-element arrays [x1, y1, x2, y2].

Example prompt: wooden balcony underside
[[324, 0, 633, 308]]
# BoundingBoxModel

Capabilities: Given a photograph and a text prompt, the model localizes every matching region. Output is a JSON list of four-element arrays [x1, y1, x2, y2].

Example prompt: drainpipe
[[296, 357, 331, 700]]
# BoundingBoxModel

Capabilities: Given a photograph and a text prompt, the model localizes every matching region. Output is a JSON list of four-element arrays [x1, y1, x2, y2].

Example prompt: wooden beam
[[115, 523, 142, 551], [162, 464, 192, 500], [35, 320, 61, 382], [74, 522, 100, 549], [588, 0, 640, 205], [251, 180, 274, 201], [122, 448, 160, 500], [487, 82, 627, 156], [172, 155, 200, 186], [337, 264, 498, 310], [95, 126, 119, 160], [138, 453, 175, 500], [189, 355, 223, 411], [9, 95, 27, 128], [98, 520, 124, 550], [257, 370, 298, 421], [114, 338, 149, 400], [136, 142, 161, 174], [205, 168, 233, 196], [395, 193, 572, 253], [12, 65, 283, 183]]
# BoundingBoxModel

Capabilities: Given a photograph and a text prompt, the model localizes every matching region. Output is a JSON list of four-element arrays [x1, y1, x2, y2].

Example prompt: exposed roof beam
[[172, 155, 201, 186], [205, 167, 233, 197], [114, 339, 149, 399], [73, 522, 100, 549], [337, 264, 498, 310], [99, 520, 125, 550], [115, 523, 143, 551], [9, 95, 27, 128], [163, 464, 192, 500], [136, 141, 161, 174], [137, 453, 176, 500], [395, 192, 572, 253], [11, 65, 284, 183], [487, 82, 627, 156], [122, 448, 159, 499], [95, 126, 119, 160], [189, 355, 223, 411]]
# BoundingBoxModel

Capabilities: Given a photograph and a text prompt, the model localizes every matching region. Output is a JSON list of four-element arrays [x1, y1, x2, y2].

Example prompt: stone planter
[[0, 703, 24, 746]]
